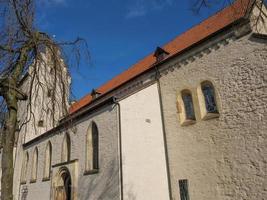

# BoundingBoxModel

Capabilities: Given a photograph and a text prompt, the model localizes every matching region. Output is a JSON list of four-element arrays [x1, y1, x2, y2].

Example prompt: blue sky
[[36, 0, 240, 100]]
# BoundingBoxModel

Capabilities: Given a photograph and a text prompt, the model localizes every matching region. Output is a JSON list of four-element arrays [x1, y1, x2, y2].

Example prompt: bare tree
[[192, 0, 267, 32], [0, 1, 88, 200], [191, 0, 245, 12]]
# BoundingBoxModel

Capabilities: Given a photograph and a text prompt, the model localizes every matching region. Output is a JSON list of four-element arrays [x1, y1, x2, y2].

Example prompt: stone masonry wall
[[16, 104, 120, 200], [159, 33, 267, 200]]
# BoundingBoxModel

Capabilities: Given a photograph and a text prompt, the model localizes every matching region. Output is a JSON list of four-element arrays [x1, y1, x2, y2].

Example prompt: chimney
[[91, 89, 101, 100], [153, 47, 169, 63]]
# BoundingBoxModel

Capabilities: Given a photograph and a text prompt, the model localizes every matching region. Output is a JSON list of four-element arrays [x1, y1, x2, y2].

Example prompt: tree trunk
[[1, 46, 29, 200], [1, 91, 18, 200]]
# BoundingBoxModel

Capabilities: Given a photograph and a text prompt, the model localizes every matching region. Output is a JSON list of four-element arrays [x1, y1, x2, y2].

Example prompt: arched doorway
[[55, 168, 72, 200]]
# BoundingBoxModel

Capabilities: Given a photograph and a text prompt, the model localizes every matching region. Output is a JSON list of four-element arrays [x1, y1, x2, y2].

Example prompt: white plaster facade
[[120, 83, 170, 200]]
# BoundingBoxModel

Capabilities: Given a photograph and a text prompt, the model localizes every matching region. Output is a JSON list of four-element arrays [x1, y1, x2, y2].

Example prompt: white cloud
[[38, 0, 67, 7], [126, 3, 147, 19], [125, 0, 173, 19]]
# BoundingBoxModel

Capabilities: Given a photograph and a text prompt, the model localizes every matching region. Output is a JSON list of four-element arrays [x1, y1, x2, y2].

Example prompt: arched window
[[181, 90, 196, 120], [20, 151, 29, 183], [43, 141, 52, 179], [61, 133, 71, 162], [85, 121, 99, 171], [31, 147, 38, 182], [201, 81, 218, 113]]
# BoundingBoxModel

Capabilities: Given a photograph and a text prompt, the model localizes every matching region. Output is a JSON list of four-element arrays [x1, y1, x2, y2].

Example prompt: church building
[[7, 0, 267, 199]]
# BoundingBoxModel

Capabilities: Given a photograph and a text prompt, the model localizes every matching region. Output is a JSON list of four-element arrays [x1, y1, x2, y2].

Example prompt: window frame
[[30, 147, 38, 183], [61, 133, 71, 163], [177, 89, 196, 126], [20, 151, 29, 184], [84, 121, 99, 175], [43, 141, 52, 181], [178, 179, 190, 200], [197, 81, 220, 120]]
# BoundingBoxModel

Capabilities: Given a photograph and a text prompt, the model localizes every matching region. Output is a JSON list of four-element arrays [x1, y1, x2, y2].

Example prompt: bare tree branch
[[0, 1, 89, 199]]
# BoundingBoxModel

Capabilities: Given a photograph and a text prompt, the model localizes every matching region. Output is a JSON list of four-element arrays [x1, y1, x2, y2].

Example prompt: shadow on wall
[[81, 157, 137, 200], [79, 159, 119, 200], [124, 184, 136, 200]]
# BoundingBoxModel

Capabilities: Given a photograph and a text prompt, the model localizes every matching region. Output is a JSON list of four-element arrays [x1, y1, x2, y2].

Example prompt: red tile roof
[[70, 0, 251, 114]]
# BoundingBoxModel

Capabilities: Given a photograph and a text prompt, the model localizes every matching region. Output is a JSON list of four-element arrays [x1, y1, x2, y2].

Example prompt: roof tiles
[[69, 0, 251, 114]]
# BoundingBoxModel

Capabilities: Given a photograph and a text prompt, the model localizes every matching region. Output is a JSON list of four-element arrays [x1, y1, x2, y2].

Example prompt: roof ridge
[[69, 0, 251, 114]]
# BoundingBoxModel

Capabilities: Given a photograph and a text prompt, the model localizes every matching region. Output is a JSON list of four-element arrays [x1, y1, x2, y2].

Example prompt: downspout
[[154, 64, 173, 200], [114, 100, 124, 200]]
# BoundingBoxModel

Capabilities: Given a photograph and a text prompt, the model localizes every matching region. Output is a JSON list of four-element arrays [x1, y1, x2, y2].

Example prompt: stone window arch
[[20, 151, 29, 184], [182, 90, 196, 120], [201, 81, 218, 113], [43, 141, 52, 179], [31, 147, 38, 182], [177, 89, 196, 126], [85, 121, 99, 172], [61, 133, 71, 162], [197, 81, 220, 120]]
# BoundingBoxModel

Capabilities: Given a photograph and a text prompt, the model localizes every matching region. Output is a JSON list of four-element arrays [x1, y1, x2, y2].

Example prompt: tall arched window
[[181, 90, 196, 120], [201, 81, 218, 113], [20, 151, 29, 183], [61, 133, 71, 162], [31, 147, 38, 182], [43, 141, 52, 179], [85, 121, 99, 172]]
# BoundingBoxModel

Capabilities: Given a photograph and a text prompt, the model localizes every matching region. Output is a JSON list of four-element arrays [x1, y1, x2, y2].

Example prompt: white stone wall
[[17, 51, 71, 144], [13, 51, 71, 199], [14, 104, 120, 200], [159, 33, 267, 200], [120, 83, 170, 200]]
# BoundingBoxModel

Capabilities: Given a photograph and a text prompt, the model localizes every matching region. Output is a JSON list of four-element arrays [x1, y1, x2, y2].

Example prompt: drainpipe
[[114, 99, 124, 200], [154, 64, 173, 200]]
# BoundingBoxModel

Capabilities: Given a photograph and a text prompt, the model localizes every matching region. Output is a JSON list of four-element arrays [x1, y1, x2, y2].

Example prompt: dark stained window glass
[[62, 133, 71, 162], [179, 179, 190, 200], [66, 134, 71, 161], [202, 83, 218, 113], [92, 122, 99, 169], [182, 92, 195, 120]]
